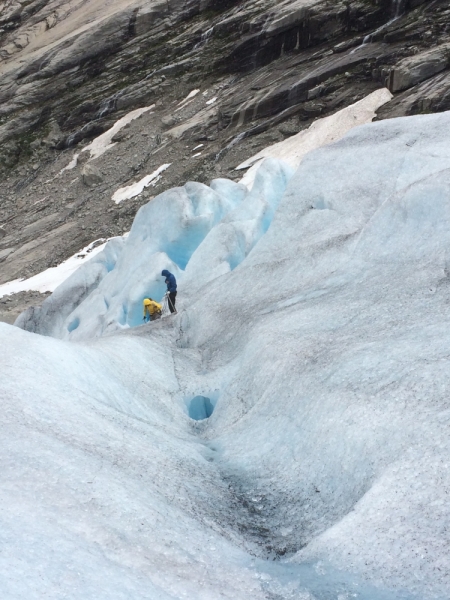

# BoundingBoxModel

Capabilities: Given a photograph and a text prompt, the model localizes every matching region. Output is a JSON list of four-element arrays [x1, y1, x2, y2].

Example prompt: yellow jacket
[[143, 298, 162, 318]]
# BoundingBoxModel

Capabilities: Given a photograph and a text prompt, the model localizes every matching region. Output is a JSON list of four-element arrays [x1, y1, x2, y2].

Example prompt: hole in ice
[[188, 396, 215, 421], [67, 317, 80, 332], [310, 196, 328, 210]]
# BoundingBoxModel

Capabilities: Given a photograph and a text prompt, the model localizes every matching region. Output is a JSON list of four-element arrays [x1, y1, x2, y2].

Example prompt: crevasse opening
[[188, 396, 215, 420]]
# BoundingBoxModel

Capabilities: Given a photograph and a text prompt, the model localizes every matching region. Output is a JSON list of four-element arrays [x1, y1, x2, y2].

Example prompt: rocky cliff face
[[0, 0, 449, 307]]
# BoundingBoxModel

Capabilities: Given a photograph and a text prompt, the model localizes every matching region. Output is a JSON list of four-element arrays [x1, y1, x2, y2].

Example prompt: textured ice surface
[[6, 90, 389, 299], [7, 111, 450, 599], [184, 158, 293, 294]]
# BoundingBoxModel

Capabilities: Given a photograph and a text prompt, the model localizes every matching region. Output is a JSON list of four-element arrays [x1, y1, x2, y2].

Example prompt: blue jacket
[[161, 270, 177, 293]]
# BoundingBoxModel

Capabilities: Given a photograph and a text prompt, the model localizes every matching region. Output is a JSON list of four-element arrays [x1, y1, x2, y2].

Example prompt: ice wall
[[183, 158, 293, 294], [16, 159, 291, 340]]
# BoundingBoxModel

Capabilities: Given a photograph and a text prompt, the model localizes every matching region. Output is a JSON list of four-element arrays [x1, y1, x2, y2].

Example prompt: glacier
[[3, 110, 450, 599], [16, 158, 292, 340]]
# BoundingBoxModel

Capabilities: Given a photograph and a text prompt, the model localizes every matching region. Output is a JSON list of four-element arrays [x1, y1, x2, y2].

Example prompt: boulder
[[388, 45, 450, 93], [43, 121, 64, 148], [161, 115, 177, 129], [81, 163, 103, 187]]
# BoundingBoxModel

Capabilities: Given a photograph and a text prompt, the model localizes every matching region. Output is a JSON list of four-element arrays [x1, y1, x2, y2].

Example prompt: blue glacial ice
[[16, 162, 290, 340], [5, 111, 450, 600]]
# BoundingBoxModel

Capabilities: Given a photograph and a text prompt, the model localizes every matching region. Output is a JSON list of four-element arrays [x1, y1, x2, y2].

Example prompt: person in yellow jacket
[[143, 298, 162, 322]]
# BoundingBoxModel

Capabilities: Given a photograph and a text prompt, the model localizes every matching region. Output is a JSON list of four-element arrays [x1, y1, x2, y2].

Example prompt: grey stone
[[77, 151, 90, 166], [388, 45, 450, 93], [161, 115, 177, 129], [43, 121, 64, 148], [81, 164, 103, 187], [0, 247, 14, 261]]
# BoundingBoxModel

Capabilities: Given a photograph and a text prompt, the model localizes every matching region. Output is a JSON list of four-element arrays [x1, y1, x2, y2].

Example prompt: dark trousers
[[168, 291, 177, 313]]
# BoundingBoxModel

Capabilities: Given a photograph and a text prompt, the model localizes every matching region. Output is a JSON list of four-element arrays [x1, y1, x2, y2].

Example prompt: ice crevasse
[[2, 111, 450, 600]]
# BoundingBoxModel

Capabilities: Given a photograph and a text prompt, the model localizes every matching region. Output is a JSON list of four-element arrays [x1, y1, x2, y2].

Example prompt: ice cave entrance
[[188, 396, 215, 421]]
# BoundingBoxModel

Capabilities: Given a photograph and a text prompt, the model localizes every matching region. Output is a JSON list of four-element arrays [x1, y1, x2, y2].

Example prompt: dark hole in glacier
[[188, 396, 215, 421]]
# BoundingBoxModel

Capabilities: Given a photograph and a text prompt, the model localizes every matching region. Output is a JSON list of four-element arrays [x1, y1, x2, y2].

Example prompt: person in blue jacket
[[162, 269, 177, 313]]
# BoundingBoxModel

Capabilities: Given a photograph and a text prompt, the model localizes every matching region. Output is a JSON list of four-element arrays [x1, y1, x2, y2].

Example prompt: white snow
[[191, 152, 202, 158], [82, 105, 155, 160], [176, 89, 200, 111], [237, 88, 392, 189], [4, 109, 450, 600], [0, 238, 110, 297], [112, 164, 171, 204], [59, 106, 155, 174], [58, 152, 79, 174], [206, 96, 217, 105]]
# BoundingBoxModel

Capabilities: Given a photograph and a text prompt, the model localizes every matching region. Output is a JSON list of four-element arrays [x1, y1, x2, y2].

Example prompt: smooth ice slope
[[5, 110, 450, 600]]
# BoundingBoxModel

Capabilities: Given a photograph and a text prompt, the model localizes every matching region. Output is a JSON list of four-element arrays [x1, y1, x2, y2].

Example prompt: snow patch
[[59, 152, 79, 174], [178, 90, 200, 106], [82, 105, 155, 161], [237, 88, 392, 189], [176, 89, 200, 110], [59, 106, 155, 173], [112, 164, 171, 204], [0, 238, 110, 297]]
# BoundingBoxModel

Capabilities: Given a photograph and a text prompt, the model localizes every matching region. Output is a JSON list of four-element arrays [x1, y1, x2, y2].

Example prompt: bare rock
[[77, 151, 90, 166], [43, 121, 64, 149], [0, 247, 14, 260], [111, 123, 131, 142], [388, 45, 450, 93], [81, 163, 103, 187], [161, 115, 177, 129]]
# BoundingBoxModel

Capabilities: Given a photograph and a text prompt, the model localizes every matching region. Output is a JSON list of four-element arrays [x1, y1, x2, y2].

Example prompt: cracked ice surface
[[6, 111, 450, 599]]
